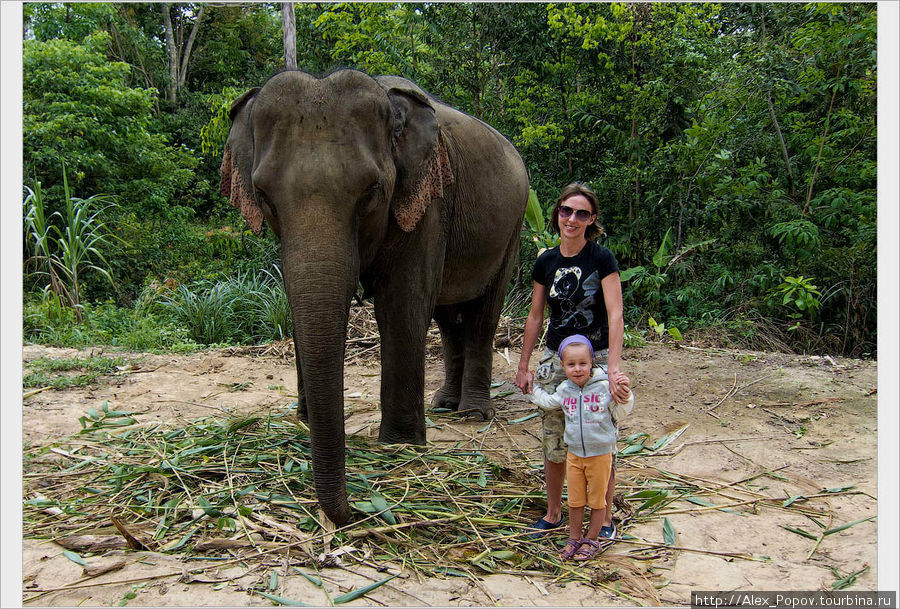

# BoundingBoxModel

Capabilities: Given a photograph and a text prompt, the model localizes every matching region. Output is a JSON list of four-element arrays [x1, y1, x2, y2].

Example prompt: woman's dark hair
[[550, 182, 604, 240]]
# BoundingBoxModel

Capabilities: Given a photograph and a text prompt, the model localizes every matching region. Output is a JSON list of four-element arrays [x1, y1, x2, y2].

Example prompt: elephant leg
[[432, 305, 465, 411], [458, 237, 520, 421], [373, 225, 444, 444], [374, 295, 431, 444]]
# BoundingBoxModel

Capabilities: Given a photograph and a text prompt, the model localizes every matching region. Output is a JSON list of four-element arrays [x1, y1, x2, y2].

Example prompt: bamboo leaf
[[685, 497, 715, 507], [434, 567, 468, 577], [293, 569, 322, 587], [823, 516, 876, 536], [780, 525, 819, 541], [332, 574, 398, 604], [507, 413, 538, 424], [782, 494, 808, 507], [253, 591, 310, 606], [662, 518, 676, 546], [832, 564, 869, 590], [619, 443, 645, 456], [269, 570, 278, 590], [62, 550, 87, 566]]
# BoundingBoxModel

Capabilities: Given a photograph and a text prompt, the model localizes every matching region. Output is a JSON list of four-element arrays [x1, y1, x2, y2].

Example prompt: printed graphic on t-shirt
[[549, 267, 601, 330]]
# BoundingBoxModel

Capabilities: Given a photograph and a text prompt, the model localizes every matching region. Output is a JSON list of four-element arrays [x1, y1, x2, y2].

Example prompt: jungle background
[[19, 2, 879, 358]]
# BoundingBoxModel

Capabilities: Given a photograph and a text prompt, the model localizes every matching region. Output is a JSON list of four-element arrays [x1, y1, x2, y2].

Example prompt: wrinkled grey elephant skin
[[220, 69, 528, 525]]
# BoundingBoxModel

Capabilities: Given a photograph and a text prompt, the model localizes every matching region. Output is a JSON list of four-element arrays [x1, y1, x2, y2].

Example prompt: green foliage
[[522, 188, 560, 251], [23, 166, 120, 320], [23, 33, 197, 217], [200, 86, 244, 156], [155, 269, 292, 346], [20, 2, 877, 356], [23, 355, 135, 390], [768, 276, 823, 321]]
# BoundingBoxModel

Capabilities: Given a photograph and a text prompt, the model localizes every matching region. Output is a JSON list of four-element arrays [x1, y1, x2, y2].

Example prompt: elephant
[[219, 69, 528, 525]]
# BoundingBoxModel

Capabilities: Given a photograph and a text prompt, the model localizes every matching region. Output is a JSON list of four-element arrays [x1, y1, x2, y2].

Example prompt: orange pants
[[566, 452, 613, 510]]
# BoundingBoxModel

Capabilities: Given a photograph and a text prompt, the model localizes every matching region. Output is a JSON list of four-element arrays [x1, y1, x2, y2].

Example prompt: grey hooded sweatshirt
[[532, 369, 634, 458]]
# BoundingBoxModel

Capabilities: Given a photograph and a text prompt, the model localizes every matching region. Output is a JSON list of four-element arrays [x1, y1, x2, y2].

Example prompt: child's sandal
[[573, 538, 601, 561], [558, 537, 584, 561]]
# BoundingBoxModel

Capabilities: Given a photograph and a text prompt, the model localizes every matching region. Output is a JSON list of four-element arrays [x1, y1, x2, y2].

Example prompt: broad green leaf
[[370, 494, 396, 525], [524, 188, 545, 234], [618, 266, 644, 282], [652, 228, 673, 269]]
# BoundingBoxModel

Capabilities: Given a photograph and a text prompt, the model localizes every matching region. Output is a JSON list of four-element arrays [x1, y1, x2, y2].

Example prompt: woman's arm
[[601, 272, 630, 403], [515, 281, 547, 394]]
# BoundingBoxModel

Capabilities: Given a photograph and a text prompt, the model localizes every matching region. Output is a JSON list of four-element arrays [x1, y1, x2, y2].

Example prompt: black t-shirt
[[532, 241, 620, 352]]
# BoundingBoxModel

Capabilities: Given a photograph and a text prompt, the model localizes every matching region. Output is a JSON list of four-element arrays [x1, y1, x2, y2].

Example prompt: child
[[531, 334, 634, 561]]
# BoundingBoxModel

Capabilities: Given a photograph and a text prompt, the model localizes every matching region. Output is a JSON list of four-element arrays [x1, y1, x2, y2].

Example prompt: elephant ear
[[219, 87, 265, 235], [383, 83, 454, 232]]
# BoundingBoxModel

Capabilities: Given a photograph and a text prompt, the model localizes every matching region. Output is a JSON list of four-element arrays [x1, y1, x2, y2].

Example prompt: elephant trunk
[[281, 236, 359, 526]]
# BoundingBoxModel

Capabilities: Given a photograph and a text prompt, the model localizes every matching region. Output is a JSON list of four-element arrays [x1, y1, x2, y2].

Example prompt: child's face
[[561, 343, 593, 387]]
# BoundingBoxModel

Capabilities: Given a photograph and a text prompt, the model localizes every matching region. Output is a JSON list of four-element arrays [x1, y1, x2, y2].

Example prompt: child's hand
[[610, 371, 631, 404]]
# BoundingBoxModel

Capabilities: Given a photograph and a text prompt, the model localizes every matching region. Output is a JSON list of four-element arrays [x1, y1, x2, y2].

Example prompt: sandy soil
[[21, 339, 879, 606]]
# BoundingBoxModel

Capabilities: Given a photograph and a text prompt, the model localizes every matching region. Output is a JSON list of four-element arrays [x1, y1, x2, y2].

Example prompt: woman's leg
[[544, 458, 566, 524], [600, 462, 615, 527]]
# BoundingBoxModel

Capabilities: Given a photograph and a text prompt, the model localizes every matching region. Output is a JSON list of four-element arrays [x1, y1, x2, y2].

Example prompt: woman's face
[[557, 194, 597, 241]]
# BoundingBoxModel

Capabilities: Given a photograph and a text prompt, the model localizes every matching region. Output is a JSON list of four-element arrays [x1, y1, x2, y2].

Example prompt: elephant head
[[219, 70, 453, 525]]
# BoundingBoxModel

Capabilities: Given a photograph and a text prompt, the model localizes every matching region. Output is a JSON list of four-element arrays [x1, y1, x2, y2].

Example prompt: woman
[[514, 182, 631, 543]]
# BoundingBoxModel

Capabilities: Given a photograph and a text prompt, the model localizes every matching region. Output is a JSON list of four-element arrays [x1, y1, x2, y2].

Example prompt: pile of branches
[[24, 405, 865, 604]]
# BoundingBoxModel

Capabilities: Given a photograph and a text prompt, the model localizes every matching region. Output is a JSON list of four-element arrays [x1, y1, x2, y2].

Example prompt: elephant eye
[[357, 182, 382, 212]]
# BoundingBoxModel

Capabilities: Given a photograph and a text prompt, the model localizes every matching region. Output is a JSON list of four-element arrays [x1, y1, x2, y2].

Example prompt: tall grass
[[159, 267, 292, 346]]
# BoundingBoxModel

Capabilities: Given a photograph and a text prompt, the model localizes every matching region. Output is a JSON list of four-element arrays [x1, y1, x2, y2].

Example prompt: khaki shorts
[[537, 347, 609, 464], [566, 452, 613, 509]]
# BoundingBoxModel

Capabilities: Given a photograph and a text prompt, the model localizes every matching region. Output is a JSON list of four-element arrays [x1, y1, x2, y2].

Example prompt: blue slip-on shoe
[[598, 523, 617, 548], [527, 516, 565, 539]]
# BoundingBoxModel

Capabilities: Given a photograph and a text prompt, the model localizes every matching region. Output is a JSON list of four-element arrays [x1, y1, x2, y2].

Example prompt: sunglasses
[[558, 205, 594, 222]]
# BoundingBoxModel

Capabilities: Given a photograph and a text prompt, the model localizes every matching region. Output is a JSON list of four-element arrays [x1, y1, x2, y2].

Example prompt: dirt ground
[[21, 336, 880, 607]]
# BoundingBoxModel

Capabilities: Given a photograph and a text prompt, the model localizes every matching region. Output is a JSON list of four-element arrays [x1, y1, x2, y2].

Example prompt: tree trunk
[[178, 5, 204, 90], [162, 4, 177, 106], [767, 90, 795, 199], [282, 3, 296, 70]]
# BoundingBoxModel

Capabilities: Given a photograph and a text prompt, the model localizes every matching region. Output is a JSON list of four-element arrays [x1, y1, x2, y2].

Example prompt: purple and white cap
[[557, 334, 594, 360]]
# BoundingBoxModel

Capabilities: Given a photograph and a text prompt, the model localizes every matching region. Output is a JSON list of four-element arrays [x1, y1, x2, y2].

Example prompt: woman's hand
[[515, 368, 534, 394], [608, 370, 631, 404]]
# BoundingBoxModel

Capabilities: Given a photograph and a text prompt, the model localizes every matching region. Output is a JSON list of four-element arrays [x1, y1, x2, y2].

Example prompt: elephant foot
[[432, 385, 461, 411], [454, 397, 495, 421], [377, 424, 427, 446]]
